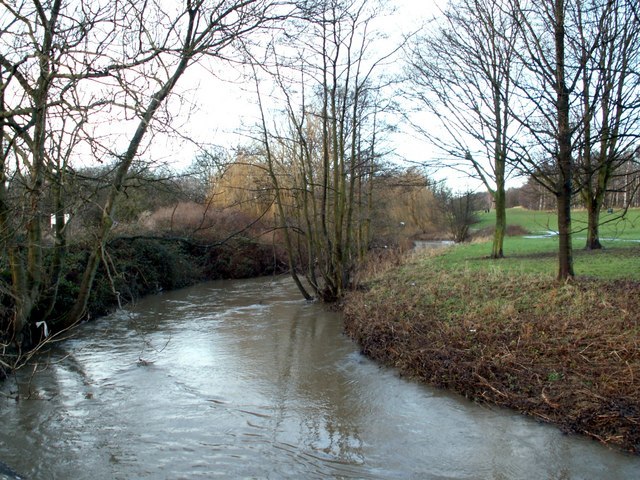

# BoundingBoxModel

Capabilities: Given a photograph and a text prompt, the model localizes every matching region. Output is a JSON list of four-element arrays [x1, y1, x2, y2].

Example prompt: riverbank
[[77, 236, 286, 319], [0, 235, 286, 377], [342, 249, 640, 454]]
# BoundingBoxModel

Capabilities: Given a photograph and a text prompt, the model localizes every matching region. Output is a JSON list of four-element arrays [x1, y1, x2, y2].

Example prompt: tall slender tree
[[405, 0, 519, 259], [507, 0, 610, 279], [507, 0, 640, 276]]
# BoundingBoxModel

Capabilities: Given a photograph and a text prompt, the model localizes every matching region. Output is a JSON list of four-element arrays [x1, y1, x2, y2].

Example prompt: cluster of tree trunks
[[0, 0, 284, 355]]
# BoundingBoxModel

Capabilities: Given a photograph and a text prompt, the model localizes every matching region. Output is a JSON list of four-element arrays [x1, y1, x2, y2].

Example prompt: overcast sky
[[146, 0, 511, 193]]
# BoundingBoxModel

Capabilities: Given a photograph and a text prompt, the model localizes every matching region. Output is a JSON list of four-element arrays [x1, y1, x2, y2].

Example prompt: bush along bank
[[65, 236, 287, 320], [1, 236, 287, 377], [342, 259, 640, 454]]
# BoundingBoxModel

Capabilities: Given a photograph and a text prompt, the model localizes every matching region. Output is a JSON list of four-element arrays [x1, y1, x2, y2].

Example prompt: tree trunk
[[585, 198, 603, 250], [584, 165, 608, 251], [555, 0, 575, 281], [491, 145, 507, 258], [492, 186, 506, 258], [7, 250, 31, 338], [556, 188, 574, 279]]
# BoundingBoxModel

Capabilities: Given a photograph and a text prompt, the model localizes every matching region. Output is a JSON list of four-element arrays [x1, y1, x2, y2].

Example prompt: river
[[1, 276, 638, 479]]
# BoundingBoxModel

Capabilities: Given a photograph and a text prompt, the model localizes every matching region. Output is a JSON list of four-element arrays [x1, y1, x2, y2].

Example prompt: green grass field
[[428, 207, 640, 280], [475, 206, 640, 240]]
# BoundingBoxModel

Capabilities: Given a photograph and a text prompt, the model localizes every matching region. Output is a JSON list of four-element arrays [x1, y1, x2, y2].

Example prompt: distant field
[[349, 206, 640, 455], [430, 207, 640, 280], [475, 207, 640, 241]]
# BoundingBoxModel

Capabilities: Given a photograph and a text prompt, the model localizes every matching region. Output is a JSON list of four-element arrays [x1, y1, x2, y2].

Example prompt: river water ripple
[[1, 276, 638, 479]]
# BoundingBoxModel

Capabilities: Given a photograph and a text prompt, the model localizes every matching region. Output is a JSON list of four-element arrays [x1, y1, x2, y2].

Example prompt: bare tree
[[405, 0, 519, 258], [432, 187, 479, 243], [507, 0, 613, 279], [186, 146, 231, 202], [506, 0, 640, 274], [251, 0, 399, 301], [0, 0, 285, 350], [574, 0, 640, 249], [0, 0, 119, 341]]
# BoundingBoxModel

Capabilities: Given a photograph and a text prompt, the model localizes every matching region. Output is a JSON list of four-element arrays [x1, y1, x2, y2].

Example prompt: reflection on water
[[1, 276, 638, 479]]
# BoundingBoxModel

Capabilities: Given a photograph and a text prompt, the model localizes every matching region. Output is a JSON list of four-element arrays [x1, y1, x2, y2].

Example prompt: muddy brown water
[[1, 276, 638, 479]]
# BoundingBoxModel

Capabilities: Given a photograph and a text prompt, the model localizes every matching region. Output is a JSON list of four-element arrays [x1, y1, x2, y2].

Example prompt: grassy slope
[[475, 207, 640, 241], [450, 207, 640, 280], [343, 207, 640, 454]]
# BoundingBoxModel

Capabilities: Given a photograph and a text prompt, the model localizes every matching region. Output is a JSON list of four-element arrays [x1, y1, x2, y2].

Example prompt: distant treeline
[[504, 156, 640, 211]]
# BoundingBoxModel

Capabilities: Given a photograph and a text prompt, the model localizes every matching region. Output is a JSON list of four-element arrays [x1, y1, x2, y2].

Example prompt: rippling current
[[1, 276, 638, 479]]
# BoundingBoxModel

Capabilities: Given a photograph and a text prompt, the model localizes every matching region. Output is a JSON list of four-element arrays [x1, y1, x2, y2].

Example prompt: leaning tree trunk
[[66, 44, 195, 326]]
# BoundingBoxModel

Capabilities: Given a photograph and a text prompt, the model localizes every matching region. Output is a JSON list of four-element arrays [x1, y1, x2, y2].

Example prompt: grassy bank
[[467, 207, 640, 279], [430, 236, 640, 279], [344, 208, 640, 454]]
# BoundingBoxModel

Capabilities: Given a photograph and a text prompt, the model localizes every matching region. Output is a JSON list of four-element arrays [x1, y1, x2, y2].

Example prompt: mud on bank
[[343, 260, 640, 454]]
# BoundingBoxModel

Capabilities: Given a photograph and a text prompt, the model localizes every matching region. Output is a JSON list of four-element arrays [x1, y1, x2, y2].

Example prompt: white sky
[[143, 0, 517, 193]]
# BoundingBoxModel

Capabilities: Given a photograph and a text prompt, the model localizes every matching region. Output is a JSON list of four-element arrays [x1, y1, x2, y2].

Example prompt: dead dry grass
[[343, 258, 640, 454]]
